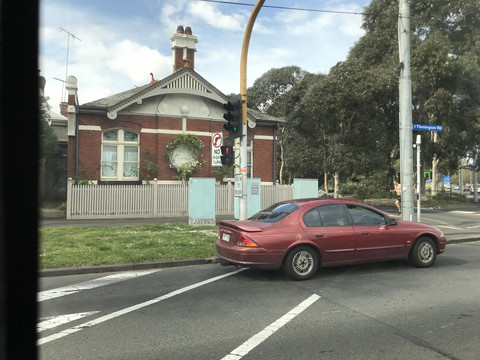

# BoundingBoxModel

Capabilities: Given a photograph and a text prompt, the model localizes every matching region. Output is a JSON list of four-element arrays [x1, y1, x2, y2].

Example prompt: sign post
[[416, 135, 421, 222]]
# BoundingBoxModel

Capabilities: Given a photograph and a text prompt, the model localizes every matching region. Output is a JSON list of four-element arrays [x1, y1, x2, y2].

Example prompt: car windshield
[[249, 203, 299, 223]]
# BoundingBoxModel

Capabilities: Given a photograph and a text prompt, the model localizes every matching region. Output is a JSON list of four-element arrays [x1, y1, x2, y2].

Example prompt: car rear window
[[249, 203, 299, 223]]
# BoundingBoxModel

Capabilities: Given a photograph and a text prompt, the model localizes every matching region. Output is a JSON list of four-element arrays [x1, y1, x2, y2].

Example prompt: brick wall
[[69, 112, 277, 183]]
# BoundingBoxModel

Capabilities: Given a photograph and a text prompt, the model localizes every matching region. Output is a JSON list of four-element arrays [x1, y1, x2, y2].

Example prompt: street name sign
[[413, 124, 443, 131]]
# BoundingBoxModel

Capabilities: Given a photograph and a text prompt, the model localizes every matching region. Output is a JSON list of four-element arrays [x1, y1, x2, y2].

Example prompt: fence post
[[153, 178, 158, 218], [66, 177, 73, 219], [228, 181, 234, 214]]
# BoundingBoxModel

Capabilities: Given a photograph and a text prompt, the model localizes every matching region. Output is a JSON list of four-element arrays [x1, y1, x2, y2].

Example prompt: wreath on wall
[[165, 134, 205, 181]]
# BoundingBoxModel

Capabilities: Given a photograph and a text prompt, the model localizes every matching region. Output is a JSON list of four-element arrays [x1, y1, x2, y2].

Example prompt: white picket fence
[[66, 179, 293, 219]]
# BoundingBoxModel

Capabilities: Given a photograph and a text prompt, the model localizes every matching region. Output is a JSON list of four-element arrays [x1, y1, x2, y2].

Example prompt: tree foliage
[[39, 96, 58, 164], [247, 66, 306, 117], [248, 0, 480, 186]]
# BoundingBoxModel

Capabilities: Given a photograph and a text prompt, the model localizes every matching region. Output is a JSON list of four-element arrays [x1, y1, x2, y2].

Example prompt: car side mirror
[[387, 218, 397, 226]]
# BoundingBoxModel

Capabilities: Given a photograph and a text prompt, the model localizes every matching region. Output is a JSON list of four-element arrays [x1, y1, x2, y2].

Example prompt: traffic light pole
[[239, 0, 265, 220]]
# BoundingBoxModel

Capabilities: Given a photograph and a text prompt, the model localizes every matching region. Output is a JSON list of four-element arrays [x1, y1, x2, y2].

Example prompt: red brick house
[[63, 26, 284, 185]]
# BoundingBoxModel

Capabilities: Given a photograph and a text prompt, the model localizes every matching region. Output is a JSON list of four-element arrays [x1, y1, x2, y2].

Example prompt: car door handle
[[315, 234, 325, 238], [361, 232, 369, 236]]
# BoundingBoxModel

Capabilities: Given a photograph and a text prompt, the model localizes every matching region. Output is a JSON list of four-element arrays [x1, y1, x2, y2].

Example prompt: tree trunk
[[279, 136, 284, 184], [334, 172, 339, 198], [324, 173, 328, 194]]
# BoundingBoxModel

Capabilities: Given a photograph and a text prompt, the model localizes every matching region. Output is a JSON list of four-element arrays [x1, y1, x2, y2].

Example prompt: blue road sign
[[413, 124, 443, 131]]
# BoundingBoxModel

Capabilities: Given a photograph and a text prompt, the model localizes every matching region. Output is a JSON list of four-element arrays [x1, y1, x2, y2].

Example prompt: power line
[[196, 0, 366, 16]]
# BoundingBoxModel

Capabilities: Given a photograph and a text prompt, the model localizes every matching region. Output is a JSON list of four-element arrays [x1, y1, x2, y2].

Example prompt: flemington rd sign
[[413, 124, 443, 131]]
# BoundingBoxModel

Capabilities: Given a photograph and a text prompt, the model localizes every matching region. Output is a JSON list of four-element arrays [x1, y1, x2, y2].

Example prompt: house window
[[101, 129, 139, 180]]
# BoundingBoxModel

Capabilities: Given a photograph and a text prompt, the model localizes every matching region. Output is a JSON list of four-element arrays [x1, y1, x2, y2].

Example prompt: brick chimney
[[170, 25, 198, 72]]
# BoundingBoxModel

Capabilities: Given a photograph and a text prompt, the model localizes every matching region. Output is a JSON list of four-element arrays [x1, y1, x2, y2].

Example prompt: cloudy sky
[[39, 0, 370, 113]]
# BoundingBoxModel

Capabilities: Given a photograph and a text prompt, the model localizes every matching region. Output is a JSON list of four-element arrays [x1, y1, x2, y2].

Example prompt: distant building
[[61, 26, 284, 185]]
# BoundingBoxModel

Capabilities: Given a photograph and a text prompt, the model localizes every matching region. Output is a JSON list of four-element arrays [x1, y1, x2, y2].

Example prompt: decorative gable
[[106, 67, 227, 120]]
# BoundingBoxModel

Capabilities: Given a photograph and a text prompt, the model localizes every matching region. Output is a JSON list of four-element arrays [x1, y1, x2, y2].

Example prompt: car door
[[302, 204, 356, 265], [345, 204, 406, 261]]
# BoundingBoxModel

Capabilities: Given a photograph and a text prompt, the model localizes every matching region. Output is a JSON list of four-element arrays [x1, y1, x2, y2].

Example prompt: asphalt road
[[39, 204, 480, 277], [38, 241, 480, 360]]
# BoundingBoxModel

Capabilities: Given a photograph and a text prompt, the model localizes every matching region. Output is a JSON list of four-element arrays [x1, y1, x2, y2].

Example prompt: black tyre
[[409, 237, 437, 268], [284, 245, 319, 281]]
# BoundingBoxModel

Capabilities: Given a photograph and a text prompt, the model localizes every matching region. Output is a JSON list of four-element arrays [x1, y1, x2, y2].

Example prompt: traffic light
[[223, 94, 242, 138], [221, 145, 235, 166]]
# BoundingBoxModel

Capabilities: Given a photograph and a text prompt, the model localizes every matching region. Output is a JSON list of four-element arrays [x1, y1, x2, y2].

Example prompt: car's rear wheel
[[409, 237, 437, 267], [284, 245, 319, 281]]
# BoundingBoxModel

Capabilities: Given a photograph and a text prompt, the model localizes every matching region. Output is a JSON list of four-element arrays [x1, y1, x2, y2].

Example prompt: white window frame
[[101, 129, 139, 181]]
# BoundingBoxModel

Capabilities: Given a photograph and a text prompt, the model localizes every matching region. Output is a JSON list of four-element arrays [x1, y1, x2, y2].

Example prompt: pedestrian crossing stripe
[[38, 312, 99, 332]]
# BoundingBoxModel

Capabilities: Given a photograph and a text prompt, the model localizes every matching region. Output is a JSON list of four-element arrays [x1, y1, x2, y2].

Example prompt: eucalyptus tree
[[356, 0, 480, 183], [331, 0, 480, 190], [247, 65, 306, 117], [276, 73, 326, 184], [408, 0, 480, 186], [247, 66, 310, 184], [248, 0, 480, 190]]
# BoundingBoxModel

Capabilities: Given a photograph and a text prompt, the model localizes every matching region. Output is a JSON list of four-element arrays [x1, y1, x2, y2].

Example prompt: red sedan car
[[216, 198, 446, 281]]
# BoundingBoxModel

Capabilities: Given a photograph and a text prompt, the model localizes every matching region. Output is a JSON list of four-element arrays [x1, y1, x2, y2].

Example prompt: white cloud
[[106, 40, 171, 83], [188, 2, 248, 31], [39, 0, 370, 110]]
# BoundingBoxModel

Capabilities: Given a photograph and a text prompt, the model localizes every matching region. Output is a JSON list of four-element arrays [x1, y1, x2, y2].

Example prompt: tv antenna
[[58, 28, 81, 102]]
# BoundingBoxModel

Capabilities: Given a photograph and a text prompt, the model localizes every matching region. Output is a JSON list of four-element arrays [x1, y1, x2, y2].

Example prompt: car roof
[[278, 198, 356, 207], [279, 197, 378, 210]]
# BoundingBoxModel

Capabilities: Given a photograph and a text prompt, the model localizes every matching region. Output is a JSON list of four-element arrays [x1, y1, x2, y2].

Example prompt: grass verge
[[39, 224, 218, 269]]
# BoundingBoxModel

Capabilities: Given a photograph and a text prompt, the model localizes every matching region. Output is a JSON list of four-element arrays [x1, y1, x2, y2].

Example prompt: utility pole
[[398, 0, 414, 221], [238, 0, 265, 220]]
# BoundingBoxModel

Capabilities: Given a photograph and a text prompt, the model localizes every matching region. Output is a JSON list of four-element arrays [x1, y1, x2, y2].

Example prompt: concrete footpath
[[39, 205, 480, 277]]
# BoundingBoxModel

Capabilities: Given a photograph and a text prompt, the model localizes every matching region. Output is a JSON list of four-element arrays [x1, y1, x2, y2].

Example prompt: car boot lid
[[219, 220, 264, 233]]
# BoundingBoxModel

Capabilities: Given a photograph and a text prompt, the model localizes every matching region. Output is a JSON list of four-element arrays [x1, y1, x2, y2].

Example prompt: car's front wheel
[[284, 245, 319, 281], [409, 237, 437, 267]]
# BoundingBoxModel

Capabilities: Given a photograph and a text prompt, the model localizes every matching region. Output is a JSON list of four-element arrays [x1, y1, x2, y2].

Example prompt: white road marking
[[466, 225, 480, 229], [450, 211, 477, 215], [437, 225, 464, 231], [38, 268, 248, 346], [221, 294, 321, 360], [38, 270, 159, 302], [38, 312, 99, 332]]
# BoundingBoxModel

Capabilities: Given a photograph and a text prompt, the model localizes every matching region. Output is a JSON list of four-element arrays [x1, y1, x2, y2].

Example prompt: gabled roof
[[80, 66, 286, 125], [81, 67, 228, 120]]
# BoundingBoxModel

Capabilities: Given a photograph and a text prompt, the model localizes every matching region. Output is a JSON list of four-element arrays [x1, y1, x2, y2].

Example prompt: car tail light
[[237, 234, 259, 247]]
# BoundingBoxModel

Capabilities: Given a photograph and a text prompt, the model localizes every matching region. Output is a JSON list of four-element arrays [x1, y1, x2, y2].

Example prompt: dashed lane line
[[221, 294, 321, 360]]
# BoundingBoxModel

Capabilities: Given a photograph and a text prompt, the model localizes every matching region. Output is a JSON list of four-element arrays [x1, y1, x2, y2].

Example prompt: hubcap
[[292, 251, 313, 275], [418, 242, 434, 263]]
